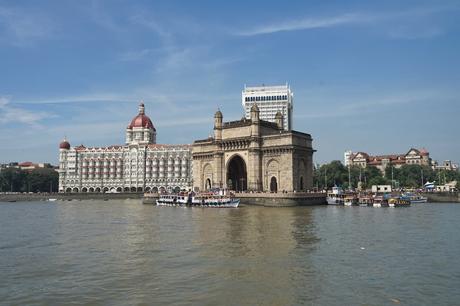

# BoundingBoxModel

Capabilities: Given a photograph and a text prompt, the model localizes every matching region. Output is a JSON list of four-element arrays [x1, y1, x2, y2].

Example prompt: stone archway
[[227, 155, 247, 191], [270, 176, 278, 193], [205, 178, 211, 190]]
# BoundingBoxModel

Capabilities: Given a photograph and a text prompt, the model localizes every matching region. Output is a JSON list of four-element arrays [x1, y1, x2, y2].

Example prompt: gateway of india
[[58, 84, 315, 193]]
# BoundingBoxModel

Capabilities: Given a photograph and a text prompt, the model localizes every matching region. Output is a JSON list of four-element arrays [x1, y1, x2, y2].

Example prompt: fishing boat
[[326, 186, 344, 205], [401, 193, 428, 204], [156, 191, 240, 208], [358, 194, 373, 207], [388, 197, 411, 207], [344, 194, 358, 206], [372, 195, 386, 207]]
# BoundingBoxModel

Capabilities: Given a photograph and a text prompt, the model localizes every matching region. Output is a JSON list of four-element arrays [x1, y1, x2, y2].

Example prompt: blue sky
[[0, 0, 459, 164]]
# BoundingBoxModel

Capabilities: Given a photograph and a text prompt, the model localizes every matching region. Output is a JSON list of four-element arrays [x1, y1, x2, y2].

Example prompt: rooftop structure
[[242, 84, 293, 130]]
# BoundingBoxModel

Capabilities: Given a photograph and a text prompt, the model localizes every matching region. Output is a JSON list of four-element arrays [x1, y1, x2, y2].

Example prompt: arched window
[[270, 177, 278, 193]]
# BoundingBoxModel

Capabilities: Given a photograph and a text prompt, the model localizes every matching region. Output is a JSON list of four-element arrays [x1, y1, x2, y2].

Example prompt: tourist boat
[[358, 194, 373, 206], [372, 196, 386, 207], [388, 197, 411, 207], [48, 198, 57, 202], [344, 194, 358, 206], [326, 186, 344, 205], [156, 192, 240, 208], [401, 193, 428, 204]]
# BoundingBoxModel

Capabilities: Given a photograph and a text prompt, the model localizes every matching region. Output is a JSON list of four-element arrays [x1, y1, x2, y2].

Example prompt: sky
[[0, 0, 459, 165]]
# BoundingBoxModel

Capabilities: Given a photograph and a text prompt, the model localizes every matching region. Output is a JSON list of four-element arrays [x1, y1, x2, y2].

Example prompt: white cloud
[[0, 96, 55, 127], [237, 13, 363, 36], [0, 6, 53, 46], [235, 5, 457, 37]]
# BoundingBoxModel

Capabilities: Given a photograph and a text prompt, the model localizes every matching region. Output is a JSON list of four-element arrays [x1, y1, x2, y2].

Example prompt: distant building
[[348, 148, 431, 173], [0, 162, 19, 172], [431, 160, 459, 171], [242, 84, 293, 130], [344, 150, 353, 167], [18, 162, 53, 171], [58, 103, 193, 193], [371, 185, 392, 193], [0, 162, 53, 172]]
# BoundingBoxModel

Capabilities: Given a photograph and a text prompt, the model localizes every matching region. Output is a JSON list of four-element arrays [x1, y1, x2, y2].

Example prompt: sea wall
[[424, 192, 460, 203], [0, 193, 143, 202]]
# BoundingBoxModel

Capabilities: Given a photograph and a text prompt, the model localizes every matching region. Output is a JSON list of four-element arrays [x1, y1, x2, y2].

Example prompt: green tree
[[25, 168, 59, 192], [0, 168, 27, 192]]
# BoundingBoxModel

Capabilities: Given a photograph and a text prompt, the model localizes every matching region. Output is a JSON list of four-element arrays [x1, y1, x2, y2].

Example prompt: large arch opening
[[270, 177, 278, 193], [205, 178, 211, 190], [227, 155, 247, 192], [300, 176, 304, 191]]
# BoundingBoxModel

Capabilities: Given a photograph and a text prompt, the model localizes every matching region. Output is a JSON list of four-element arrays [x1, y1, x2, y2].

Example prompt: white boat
[[327, 187, 344, 205], [156, 192, 240, 208], [344, 194, 358, 206], [48, 198, 57, 202]]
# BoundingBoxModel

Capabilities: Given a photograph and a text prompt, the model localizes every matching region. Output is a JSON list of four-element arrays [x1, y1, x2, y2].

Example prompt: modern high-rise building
[[344, 150, 353, 166], [242, 84, 293, 130]]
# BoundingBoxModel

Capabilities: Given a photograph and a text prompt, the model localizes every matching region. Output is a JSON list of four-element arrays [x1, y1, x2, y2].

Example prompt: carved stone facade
[[192, 105, 315, 192], [58, 103, 192, 193]]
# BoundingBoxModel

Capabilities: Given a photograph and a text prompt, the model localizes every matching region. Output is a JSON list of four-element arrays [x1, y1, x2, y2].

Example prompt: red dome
[[129, 114, 155, 130], [59, 139, 70, 149], [128, 102, 155, 130]]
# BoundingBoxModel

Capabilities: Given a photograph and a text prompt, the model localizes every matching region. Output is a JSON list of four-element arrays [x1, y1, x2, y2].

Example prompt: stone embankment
[[424, 192, 460, 203], [0, 193, 143, 202]]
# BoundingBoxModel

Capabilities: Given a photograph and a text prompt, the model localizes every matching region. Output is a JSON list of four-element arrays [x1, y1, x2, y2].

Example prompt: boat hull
[[156, 199, 240, 208]]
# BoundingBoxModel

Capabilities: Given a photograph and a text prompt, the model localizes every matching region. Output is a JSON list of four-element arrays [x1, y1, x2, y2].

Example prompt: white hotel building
[[58, 103, 192, 193], [242, 84, 293, 130]]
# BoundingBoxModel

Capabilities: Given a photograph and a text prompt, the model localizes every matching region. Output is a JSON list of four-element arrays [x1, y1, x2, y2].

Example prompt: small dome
[[214, 109, 223, 118], [128, 102, 155, 130], [251, 103, 259, 112], [59, 139, 70, 150]]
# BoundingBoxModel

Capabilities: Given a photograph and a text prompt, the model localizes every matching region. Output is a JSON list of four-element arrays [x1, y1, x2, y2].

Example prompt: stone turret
[[275, 111, 283, 130], [214, 109, 223, 141], [250, 103, 260, 137]]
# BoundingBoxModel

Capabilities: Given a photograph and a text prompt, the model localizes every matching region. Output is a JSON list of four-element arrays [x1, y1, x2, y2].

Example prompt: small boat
[[358, 194, 373, 207], [372, 196, 386, 207], [388, 197, 411, 207], [326, 186, 344, 205], [48, 198, 57, 202], [156, 191, 240, 208], [401, 193, 427, 204], [344, 194, 358, 206]]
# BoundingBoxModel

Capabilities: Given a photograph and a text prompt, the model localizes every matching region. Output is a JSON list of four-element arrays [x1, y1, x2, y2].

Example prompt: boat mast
[[348, 164, 351, 190]]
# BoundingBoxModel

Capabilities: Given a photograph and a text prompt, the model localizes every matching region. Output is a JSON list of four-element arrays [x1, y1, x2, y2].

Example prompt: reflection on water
[[1, 200, 460, 305]]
